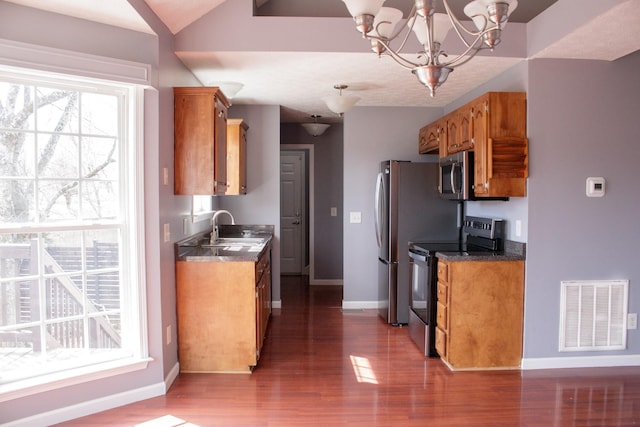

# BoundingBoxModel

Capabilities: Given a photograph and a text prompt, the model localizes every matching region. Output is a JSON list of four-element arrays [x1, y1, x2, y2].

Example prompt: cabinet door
[[226, 119, 248, 195], [458, 107, 473, 151], [472, 99, 489, 196], [446, 114, 459, 153], [214, 97, 228, 194], [174, 87, 229, 195], [419, 122, 440, 154]]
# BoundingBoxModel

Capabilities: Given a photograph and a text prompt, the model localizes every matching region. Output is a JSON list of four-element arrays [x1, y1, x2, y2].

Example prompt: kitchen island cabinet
[[174, 87, 230, 195], [435, 258, 524, 370], [176, 244, 271, 373]]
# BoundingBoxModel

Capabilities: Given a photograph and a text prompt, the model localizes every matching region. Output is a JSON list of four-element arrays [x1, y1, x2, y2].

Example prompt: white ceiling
[[6, 0, 640, 123]]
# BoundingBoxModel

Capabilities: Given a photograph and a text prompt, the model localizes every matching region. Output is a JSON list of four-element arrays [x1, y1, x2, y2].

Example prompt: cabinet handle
[[218, 111, 224, 118]]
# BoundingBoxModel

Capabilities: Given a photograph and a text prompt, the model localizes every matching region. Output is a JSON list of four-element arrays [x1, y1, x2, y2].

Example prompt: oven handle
[[408, 249, 430, 263]]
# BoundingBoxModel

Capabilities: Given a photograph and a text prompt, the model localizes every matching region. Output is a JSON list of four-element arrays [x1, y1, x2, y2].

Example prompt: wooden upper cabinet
[[419, 119, 448, 155], [420, 91, 528, 198], [447, 107, 473, 154], [419, 121, 440, 154], [174, 87, 230, 195], [472, 92, 528, 198], [226, 118, 249, 195]]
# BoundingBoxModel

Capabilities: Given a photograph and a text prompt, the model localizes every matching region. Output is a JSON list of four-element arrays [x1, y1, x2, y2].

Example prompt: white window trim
[[191, 195, 214, 223], [0, 41, 152, 402]]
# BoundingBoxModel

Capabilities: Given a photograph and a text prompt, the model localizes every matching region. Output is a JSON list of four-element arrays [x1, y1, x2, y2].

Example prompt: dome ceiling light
[[323, 84, 360, 116], [301, 114, 331, 137]]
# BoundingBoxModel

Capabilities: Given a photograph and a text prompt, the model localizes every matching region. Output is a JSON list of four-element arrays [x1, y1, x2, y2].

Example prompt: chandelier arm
[[439, 47, 483, 69], [374, 39, 421, 69], [442, 0, 498, 49]]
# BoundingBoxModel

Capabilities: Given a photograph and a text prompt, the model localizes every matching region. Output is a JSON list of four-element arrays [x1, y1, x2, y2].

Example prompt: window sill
[[0, 356, 153, 403]]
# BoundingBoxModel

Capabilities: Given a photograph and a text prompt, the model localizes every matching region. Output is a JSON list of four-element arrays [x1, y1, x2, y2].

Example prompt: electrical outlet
[[628, 313, 637, 330], [166, 325, 172, 345], [515, 220, 522, 237], [349, 211, 362, 224], [331, 207, 337, 217]]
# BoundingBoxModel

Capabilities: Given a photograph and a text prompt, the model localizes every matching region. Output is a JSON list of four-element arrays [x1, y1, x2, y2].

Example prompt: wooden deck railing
[[0, 240, 121, 351]]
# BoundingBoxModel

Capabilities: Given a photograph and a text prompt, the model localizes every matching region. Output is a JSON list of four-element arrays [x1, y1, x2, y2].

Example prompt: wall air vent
[[559, 280, 628, 352]]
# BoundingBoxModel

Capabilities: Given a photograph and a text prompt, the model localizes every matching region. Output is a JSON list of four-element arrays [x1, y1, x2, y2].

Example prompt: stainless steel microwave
[[438, 151, 473, 200]]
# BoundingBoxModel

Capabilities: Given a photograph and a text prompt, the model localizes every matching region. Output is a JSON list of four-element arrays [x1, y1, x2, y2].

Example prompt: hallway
[[58, 276, 640, 426]]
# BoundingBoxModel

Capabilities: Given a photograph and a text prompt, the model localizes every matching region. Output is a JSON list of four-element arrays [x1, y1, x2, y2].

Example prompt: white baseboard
[[309, 279, 343, 286], [342, 300, 380, 310], [521, 354, 640, 370], [5, 379, 167, 427], [164, 362, 180, 392]]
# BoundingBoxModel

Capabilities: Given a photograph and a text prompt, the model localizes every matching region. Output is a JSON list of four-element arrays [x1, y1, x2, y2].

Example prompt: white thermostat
[[586, 177, 605, 197]]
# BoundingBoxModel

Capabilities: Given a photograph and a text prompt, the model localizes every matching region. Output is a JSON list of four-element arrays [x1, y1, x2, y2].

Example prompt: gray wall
[[342, 107, 443, 305], [281, 123, 344, 281], [524, 53, 640, 360], [219, 104, 282, 300]]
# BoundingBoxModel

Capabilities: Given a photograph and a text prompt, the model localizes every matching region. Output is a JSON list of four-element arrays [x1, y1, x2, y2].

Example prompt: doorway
[[280, 149, 308, 275]]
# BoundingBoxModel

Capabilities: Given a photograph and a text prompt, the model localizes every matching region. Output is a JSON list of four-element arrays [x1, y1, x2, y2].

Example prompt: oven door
[[408, 249, 438, 357]]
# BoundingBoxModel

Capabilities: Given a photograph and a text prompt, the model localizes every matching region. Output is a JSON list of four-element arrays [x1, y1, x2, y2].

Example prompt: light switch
[[331, 207, 337, 217], [349, 211, 362, 224], [163, 223, 170, 242], [163, 167, 169, 186]]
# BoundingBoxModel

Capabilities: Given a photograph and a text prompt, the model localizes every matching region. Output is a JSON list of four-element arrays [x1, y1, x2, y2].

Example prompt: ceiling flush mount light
[[341, 0, 518, 96], [323, 84, 361, 116], [301, 115, 331, 137], [214, 81, 244, 99]]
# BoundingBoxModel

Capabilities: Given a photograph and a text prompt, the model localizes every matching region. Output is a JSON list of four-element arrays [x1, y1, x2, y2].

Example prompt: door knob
[[292, 220, 300, 225]]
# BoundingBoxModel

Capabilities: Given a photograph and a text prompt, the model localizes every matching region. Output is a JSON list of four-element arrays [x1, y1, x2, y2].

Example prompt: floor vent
[[559, 280, 628, 352]]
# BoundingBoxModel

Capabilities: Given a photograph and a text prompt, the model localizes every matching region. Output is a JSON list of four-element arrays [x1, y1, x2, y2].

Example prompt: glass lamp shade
[[301, 122, 331, 137], [465, 0, 518, 29], [214, 81, 244, 99], [341, 0, 386, 18], [370, 7, 403, 39], [323, 94, 361, 115], [407, 13, 452, 46]]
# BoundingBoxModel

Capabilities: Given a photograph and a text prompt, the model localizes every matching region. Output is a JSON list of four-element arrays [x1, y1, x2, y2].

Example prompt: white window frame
[[0, 41, 151, 402]]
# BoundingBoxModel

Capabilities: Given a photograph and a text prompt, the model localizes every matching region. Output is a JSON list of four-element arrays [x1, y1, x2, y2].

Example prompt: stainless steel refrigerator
[[374, 160, 460, 325]]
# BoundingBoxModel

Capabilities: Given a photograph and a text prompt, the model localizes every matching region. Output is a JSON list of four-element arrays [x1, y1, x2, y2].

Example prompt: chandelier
[[341, 0, 518, 96]]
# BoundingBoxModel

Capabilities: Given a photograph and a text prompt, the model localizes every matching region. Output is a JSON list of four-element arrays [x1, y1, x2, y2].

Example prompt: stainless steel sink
[[201, 237, 267, 248]]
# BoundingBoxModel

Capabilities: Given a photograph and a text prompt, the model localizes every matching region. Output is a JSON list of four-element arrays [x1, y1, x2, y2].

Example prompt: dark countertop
[[175, 224, 274, 262], [435, 251, 525, 261], [436, 240, 526, 261]]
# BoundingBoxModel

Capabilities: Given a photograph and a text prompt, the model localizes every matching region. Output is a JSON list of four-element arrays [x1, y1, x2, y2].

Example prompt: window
[[0, 67, 147, 397], [191, 195, 213, 223]]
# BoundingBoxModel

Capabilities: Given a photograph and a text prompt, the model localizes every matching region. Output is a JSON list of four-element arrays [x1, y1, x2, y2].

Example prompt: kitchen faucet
[[210, 210, 235, 244]]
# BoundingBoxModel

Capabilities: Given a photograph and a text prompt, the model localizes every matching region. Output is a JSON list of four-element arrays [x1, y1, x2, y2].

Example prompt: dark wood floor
[[58, 276, 640, 426]]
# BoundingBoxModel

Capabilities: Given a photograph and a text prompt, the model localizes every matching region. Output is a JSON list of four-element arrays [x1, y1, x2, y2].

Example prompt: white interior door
[[280, 151, 305, 274]]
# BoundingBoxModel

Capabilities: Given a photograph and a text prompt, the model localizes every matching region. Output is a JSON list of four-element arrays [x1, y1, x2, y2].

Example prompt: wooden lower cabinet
[[176, 248, 271, 373], [436, 258, 524, 370]]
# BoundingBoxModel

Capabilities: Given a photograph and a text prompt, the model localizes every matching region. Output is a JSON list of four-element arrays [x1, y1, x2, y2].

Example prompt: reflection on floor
[[57, 275, 640, 426]]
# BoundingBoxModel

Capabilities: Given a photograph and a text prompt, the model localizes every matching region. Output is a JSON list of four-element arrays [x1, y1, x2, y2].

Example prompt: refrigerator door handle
[[374, 172, 384, 248]]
